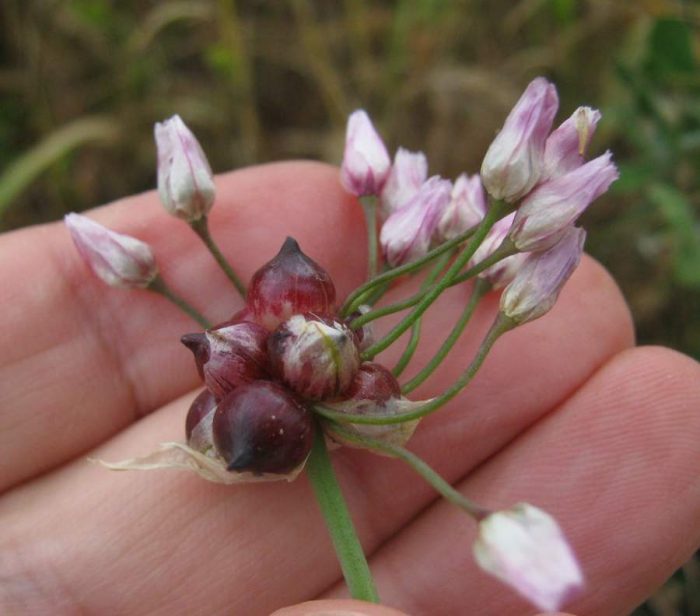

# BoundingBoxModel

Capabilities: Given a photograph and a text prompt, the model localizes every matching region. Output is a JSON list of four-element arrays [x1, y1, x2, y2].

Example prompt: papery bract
[[501, 226, 586, 324], [436, 173, 487, 242], [480, 78, 559, 202], [509, 151, 618, 252], [267, 314, 360, 401], [473, 503, 584, 612], [64, 213, 158, 288], [340, 110, 391, 197], [542, 106, 601, 181], [380, 147, 428, 216], [248, 237, 336, 330], [154, 114, 215, 221], [468, 212, 527, 289], [380, 176, 452, 267], [213, 380, 314, 474], [181, 322, 269, 400]]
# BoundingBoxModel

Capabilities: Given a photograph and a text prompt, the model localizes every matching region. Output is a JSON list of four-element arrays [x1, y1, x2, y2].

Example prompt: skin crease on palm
[[0, 162, 699, 616]]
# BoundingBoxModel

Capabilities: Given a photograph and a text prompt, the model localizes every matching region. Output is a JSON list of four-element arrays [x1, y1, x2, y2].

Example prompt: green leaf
[[647, 18, 695, 78]]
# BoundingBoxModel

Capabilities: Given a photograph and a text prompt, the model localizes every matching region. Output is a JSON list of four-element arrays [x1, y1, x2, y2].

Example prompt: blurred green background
[[1, 1, 698, 613]]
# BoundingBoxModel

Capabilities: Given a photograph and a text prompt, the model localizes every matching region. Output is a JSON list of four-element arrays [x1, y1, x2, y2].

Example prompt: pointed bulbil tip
[[180, 332, 207, 353], [279, 236, 302, 256], [226, 450, 255, 472]]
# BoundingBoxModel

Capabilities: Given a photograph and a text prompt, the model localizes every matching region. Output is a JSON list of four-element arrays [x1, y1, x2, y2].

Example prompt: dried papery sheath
[[212, 380, 314, 474], [181, 322, 269, 400], [542, 106, 601, 181], [323, 363, 427, 448], [473, 503, 584, 612], [380, 176, 452, 267], [501, 226, 586, 325], [340, 109, 392, 197], [480, 77, 559, 202], [268, 314, 360, 401], [380, 147, 428, 216], [509, 151, 618, 252], [436, 173, 487, 242], [64, 213, 158, 288], [468, 213, 527, 289], [248, 237, 336, 330], [154, 114, 215, 221]]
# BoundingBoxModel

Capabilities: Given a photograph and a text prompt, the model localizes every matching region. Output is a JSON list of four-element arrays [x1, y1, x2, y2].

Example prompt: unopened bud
[[542, 106, 601, 181], [380, 176, 452, 267], [468, 213, 527, 289], [481, 78, 559, 202], [436, 173, 487, 242], [509, 151, 617, 252], [212, 380, 313, 474], [473, 503, 584, 612], [500, 226, 586, 325], [154, 114, 215, 221], [267, 314, 360, 401], [340, 110, 391, 197], [64, 213, 158, 288], [181, 322, 269, 399], [247, 237, 337, 330], [380, 147, 428, 215]]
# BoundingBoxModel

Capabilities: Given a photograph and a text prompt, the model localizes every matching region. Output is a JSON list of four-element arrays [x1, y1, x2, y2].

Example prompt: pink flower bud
[[267, 314, 360, 401], [509, 151, 618, 251], [473, 503, 584, 612], [380, 147, 428, 215], [247, 237, 337, 330], [323, 362, 424, 448], [64, 213, 158, 288], [500, 226, 586, 324], [436, 173, 487, 242], [181, 322, 269, 400], [213, 381, 314, 474], [468, 213, 527, 289], [154, 114, 215, 221], [481, 78, 559, 202], [340, 110, 391, 197], [542, 106, 601, 181], [380, 176, 452, 267]]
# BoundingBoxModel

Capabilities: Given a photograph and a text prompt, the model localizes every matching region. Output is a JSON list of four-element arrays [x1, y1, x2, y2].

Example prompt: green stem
[[149, 276, 211, 328], [341, 225, 479, 316], [191, 216, 247, 298], [401, 278, 490, 394], [361, 195, 379, 280], [306, 427, 379, 602], [314, 314, 511, 426], [328, 424, 489, 519], [361, 202, 507, 360]]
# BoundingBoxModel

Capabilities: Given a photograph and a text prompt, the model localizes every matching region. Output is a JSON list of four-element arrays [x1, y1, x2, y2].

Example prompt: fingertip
[[270, 599, 410, 616]]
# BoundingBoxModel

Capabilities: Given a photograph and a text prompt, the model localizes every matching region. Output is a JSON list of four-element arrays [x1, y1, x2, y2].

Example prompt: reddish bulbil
[[212, 381, 314, 474], [247, 237, 336, 330], [181, 321, 270, 399], [346, 362, 401, 402], [185, 389, 217, 441]]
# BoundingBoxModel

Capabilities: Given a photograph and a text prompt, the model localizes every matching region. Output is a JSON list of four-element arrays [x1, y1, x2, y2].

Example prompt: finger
[[0, 261, 633, 613], [0, 162, 366, 491], [271, 599, 409, 616], [331, 347, 700, 616]]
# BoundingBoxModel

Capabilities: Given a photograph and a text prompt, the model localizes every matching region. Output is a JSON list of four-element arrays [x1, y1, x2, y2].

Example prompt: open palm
[[1, 162, 699, 615]]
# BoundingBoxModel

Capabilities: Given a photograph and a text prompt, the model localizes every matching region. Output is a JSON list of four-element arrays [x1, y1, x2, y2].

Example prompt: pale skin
[[1, 162, 699, 616]]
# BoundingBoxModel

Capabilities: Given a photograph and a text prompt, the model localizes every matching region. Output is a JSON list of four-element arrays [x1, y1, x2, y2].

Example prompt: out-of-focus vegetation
[[1, 1, 698, 613]]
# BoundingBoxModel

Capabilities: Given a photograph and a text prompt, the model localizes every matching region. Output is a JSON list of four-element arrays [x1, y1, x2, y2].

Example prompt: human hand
[[1, 162, 698, 615]]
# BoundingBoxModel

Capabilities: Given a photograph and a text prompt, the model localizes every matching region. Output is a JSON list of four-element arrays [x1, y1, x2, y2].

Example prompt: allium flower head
[[436, 173, 487, 242], [64, 213, 158, 289], [509, 151, 618, 252], [380, 147, 429, 215], [481, 78, 559, 202], [340, 110, 391, 197], [154, 114, 216, 221], [380, 176, 452, 267], [473, 503, 584, 612], [501, 226, 586, 324]]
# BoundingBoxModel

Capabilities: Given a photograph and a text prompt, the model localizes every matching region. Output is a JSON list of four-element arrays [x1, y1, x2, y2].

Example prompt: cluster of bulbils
[[62, 75, 620, 613], [179, 236, 415, 477]]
